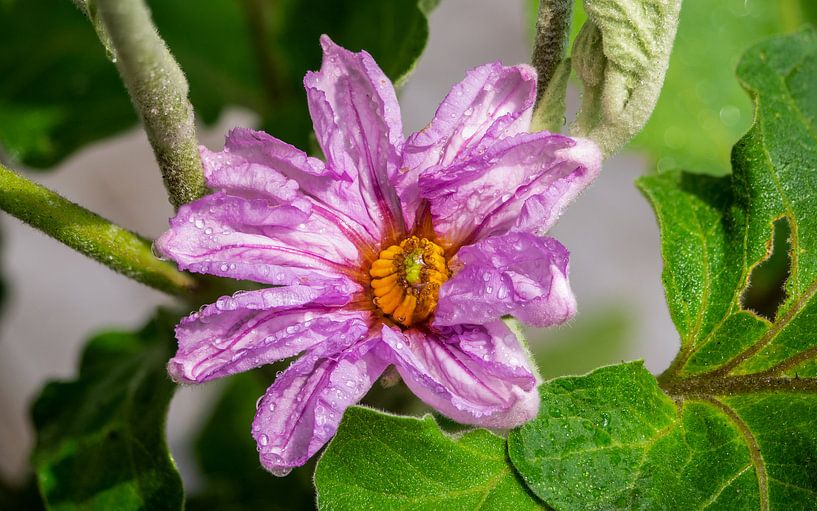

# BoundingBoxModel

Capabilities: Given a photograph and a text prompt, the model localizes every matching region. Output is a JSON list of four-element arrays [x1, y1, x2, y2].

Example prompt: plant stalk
[[95, 0, 207, 208], [0, 163, 197, 298]]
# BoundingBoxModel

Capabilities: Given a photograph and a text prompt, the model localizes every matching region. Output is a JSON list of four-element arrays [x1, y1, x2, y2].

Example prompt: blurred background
[[1, 0, 812, 507]]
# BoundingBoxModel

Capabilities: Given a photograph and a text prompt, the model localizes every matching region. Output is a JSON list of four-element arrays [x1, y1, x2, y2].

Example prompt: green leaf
[[0, 0, 137, 167], [315, 407, 545, 511], [508, 29, 817, 510], [186, 371, 316, 511], [0, 0, 433, 168], [630, 0, 817, 174], [31, 311, 182, 511], [508, 362, 815, 509]]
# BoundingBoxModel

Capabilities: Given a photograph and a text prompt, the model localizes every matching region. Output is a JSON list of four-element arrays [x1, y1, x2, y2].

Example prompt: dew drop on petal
[[194, 219, 205, 229], [268, 402, 276, 413], [270, 467, 292, 477], [256, 395, 264, 410], [259, 434, 269, 446]]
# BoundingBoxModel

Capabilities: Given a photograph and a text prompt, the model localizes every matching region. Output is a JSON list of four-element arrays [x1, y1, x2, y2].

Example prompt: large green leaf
[[508, 29, 817, 510], [314, 407, 545, 511], [31, 311, 182, 511], [631, 0, 816, 175], [0, 0, 433, 168]]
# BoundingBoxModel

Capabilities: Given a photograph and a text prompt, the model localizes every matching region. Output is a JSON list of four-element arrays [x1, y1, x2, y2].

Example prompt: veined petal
[[154, 191, 361, 285], [168, 283, 367, 384], [398, 63, 537, 226], [252, 339, 387, 474], [304, 35, 405, 239], [420, 133, 601, 248], [203, 128, 380, 247], [378, 324, 539, 429], [435, 232, 576, 328]]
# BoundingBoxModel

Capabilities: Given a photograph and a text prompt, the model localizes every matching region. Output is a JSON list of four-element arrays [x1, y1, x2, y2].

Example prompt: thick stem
[[0, 163, 197, 298], [95, 0, 207, 208], [531, 0, 573, 107]]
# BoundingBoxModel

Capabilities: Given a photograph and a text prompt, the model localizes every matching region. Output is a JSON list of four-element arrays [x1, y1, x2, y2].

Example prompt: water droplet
[[463, 107, 473, 116], [345, 380, 355, 388], [194, 219, 205, 229], [204, 227, 213, 235], [268, 402, 276, 412], [270, 467, 292, 477], [256, 396, 264, 410], [259, 434, 269, 446], [395, 342, 404, 350], [150, 242, 166, 260]]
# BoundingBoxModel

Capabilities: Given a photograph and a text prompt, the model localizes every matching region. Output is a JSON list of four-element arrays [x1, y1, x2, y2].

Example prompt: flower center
[[369, 236, 449, 327]]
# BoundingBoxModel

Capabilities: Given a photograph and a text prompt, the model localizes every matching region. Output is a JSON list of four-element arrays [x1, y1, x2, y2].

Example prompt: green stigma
[[403, 249, 424, 285]]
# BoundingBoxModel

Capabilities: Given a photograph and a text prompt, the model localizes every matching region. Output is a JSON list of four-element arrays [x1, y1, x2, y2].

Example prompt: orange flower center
[[368, 236, 450, 327]]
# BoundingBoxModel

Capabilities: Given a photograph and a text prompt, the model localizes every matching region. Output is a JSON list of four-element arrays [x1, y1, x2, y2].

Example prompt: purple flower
[[156, 36, 601, 475]]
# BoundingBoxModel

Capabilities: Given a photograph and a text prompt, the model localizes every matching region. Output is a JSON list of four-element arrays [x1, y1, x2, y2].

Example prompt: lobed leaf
[[314, 407, 545, 511], [31, 311, 182, 511], [508, 29, 817, 510]]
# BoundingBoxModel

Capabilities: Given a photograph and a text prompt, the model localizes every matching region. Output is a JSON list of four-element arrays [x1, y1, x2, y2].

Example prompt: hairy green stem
[[531, 0, 573, 107], [95, 0, 207, 208], [0, 163, 197, 298]]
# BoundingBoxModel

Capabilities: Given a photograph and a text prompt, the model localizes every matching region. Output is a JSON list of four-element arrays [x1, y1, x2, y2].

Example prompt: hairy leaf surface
[[315, 407, 545, 511], [508, 29, 817, 510]]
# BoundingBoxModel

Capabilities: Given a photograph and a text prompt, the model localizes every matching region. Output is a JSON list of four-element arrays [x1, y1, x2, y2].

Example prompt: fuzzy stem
[[0, 163, 197, 298], [531, 0, 573, 107], [95, 0, 207, 208]]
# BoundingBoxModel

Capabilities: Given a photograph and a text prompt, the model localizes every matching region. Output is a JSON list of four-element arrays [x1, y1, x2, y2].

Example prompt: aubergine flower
[[155, 36, 601, 475]]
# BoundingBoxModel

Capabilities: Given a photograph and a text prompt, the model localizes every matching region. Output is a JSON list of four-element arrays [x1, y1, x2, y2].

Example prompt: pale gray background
[[0, 0, 677, 483]]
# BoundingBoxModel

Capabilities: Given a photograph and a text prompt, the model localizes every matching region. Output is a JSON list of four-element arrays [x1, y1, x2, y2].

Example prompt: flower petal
[[203, 128, 381, 246], [168, 282, 368, 383], [398, 63, 537, 225], [304, 35, 405, 239], [420, 133, 601, 247], [253, 339, 387, 474], [155, 190, 361, 285], [378, 324, 539, 429], [435, 232, 576, 328]]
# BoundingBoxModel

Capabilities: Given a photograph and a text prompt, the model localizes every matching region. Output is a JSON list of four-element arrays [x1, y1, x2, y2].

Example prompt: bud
[[571, 0, 682, 157]]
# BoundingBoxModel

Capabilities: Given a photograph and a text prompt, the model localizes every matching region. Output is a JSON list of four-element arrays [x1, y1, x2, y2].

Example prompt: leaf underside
[[508, 29, 817, 510]]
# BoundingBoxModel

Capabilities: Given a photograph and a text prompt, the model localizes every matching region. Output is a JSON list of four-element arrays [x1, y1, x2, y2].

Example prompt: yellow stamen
[[368, 236, 450, 327]]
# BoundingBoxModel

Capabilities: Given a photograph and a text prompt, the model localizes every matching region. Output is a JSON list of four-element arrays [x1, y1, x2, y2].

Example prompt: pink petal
[[252, 339, 387, 474], [304, 35, 405, 239], [378, 324, 539, 429], [205, 128, 380, 246], [168, 283, 367, 384], [435, 232, 576, 328], [398, 63, 537, 226], [420, 133, 601, 247], [154, 191, 361, 285]]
